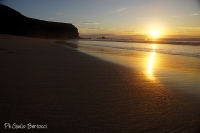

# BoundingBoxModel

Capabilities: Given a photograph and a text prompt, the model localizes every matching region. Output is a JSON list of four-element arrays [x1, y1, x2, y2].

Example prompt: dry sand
[[0, 34, 200, 132]]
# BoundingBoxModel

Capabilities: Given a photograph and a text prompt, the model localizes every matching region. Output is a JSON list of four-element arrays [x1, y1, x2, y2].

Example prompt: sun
[[149, 30, 160, 38]]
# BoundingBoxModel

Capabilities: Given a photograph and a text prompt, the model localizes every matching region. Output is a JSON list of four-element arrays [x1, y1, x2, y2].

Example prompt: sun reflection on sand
[[148, 52, 155, 74], [147, 44, 156, 80]]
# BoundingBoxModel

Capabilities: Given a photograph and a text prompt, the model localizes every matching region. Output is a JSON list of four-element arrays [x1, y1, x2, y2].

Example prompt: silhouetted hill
[[0, 4, 79, 39]]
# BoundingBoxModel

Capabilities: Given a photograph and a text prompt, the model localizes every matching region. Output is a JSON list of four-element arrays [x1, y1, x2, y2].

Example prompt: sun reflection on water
[[146, 44, 156, 80], [148, 52, 155, 74]]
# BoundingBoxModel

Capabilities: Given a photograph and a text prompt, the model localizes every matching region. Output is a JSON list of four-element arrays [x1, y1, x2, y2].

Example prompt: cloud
[[172, 16, 180, 18], [107, 28, 116, 31], [45, 18, 54, 20], [88, 28, 105, 30], [178, 27, 200, 31], [96, 28, 104, 30], [113, 7, 126, 12], [82, 22, 100, 24], [178, 27, 197, 29], [136, 18, 153, 20], [80, 27, 107, 31], [190, 13, 199, 16], [56, 12, 62, 16], [124, 30, 135, 33], [122, 30, 143, 34]]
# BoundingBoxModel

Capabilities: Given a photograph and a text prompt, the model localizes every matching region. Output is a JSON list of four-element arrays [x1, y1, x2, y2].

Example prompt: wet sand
[[0, 34, 200, 132]]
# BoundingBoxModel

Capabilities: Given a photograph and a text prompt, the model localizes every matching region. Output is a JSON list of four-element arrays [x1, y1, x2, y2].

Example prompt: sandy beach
[[0, 34, 200, 132]]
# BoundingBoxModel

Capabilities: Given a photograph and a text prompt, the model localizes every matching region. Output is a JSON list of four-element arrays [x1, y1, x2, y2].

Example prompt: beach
[[0, 34, 200, 132]]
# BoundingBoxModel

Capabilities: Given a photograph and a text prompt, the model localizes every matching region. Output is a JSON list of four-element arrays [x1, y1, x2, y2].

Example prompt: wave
[[90, 38, 200, 46], [67, 40, 200, 58]]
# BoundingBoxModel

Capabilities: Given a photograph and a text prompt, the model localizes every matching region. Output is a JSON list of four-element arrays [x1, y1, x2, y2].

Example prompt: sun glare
[[150, 30, 160, 38], [146, 44, 157, 80]]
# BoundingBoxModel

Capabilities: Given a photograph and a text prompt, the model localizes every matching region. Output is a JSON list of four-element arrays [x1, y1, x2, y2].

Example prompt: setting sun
[[149, 30, 160, 38]]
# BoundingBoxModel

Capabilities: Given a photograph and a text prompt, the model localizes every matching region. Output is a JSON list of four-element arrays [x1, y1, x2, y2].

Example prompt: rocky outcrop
[[0, 4, 79, 39]]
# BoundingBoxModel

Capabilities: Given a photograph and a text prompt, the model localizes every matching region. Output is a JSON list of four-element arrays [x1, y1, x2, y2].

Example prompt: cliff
[[0, 4, 79, 39]]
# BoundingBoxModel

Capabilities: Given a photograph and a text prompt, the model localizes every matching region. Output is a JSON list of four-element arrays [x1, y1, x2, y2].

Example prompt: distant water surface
[[68, 40, 200, 58]]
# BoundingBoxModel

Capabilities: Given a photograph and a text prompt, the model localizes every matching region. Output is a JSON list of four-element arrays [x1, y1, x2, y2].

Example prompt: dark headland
[[0, 4, 79, 39]]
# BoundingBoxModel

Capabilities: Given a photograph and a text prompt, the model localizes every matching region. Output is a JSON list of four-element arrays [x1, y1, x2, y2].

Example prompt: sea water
[[66, 39, 200, 94], [68, 40, 200, 58]]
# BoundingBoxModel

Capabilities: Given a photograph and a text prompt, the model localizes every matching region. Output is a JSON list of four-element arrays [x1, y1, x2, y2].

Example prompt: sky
[[1, 0, 200, 38]]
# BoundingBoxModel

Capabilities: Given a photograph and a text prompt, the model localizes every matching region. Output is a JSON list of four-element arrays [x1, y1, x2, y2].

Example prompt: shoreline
[[1, 34, 200, 132], [85, 38, 200, 46], [61, 39, 200, 94]]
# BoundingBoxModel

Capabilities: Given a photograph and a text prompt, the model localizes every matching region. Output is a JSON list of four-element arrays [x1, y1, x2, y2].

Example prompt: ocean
[[68, 39, 200, 58]]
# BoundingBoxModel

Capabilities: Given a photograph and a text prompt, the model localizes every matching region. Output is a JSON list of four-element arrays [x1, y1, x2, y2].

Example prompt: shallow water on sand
[[66, 40, 200, 95]]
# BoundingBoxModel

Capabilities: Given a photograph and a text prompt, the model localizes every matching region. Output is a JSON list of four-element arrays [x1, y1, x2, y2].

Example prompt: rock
[[97, 36, 110, 39]]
